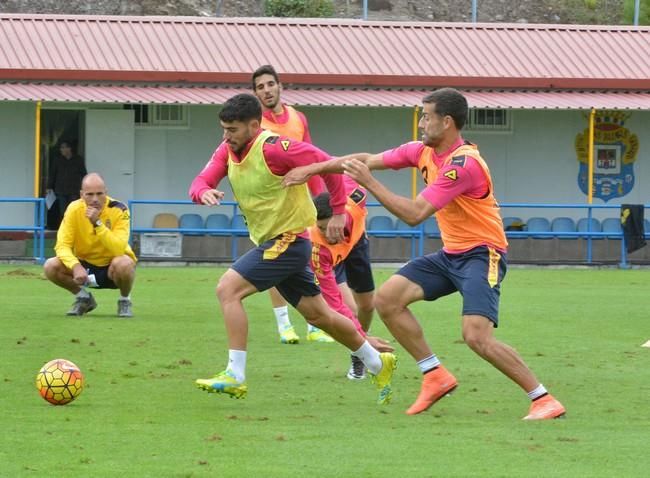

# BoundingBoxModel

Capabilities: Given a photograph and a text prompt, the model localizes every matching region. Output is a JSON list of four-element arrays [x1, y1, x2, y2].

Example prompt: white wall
[[2, 102, 650, 228], [0, 102, 39, 226]]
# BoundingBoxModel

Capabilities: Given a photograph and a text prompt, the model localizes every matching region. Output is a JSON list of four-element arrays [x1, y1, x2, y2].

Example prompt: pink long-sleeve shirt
[[189, 130, 346, 225], [262, 106, 325, 196], [311, 176, 366, 335], [381, 137, 489, 211]]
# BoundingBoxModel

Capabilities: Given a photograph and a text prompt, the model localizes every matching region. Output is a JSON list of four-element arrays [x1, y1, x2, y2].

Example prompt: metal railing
[[0, 197, 46, 263], [127, 199, 648, 266]]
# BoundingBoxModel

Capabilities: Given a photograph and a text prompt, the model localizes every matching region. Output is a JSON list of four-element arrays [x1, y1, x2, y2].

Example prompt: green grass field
[[1, 264, 649, 477]]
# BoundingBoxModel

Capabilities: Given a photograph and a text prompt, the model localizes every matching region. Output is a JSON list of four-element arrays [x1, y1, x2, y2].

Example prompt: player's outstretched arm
[[343, 158, 436, 226], [282, 152, 385, 187]]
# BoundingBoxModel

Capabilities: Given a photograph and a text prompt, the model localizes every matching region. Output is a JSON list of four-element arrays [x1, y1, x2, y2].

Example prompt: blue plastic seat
[[231, 214, 249, 236], [395, 219, 419, 237], [205, 213, 231, 236], [502, 216, 523, 230], [367, 215, 396, 238], [179, 213, 204, 236], [423, 217, 440, 237], [526, 217, 551, 239], [601, 218, 622, 239], [551, 217, 577, 239], [645, 219, 650, 238], [577, 217, 602, 239]]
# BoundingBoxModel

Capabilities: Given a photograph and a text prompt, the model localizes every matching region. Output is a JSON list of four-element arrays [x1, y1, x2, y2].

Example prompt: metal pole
[[363, 0, 368, 20], [472, 0, 478, 22], [634, 0, 640, 25]]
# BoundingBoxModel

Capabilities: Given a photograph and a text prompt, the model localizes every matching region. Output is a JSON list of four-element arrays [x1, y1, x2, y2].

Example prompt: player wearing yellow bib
[[189, 93, 396, 403]]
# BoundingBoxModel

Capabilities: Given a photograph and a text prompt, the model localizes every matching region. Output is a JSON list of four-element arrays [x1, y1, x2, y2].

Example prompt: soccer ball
[[35, 358, 84, 406]]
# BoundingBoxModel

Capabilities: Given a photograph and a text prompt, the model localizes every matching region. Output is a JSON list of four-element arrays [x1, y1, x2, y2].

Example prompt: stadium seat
[[367, 215, 396, 238], [423, 217, 440, 237], [502, 216, 523, 230], [395, 219, 420, 237], [205, 213, 231, 236], [577, 217, 602, 239], [179, 213, 204, 236], [231, 214, 249, 236], [526, 217, 551, 239], [152, 213, 179, 229], [601, 218, 622, 239], [551, 217, 577, 239]]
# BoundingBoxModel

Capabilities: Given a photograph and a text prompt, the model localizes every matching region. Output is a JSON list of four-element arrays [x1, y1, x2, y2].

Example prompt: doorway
[[40, 109, 85, 229]]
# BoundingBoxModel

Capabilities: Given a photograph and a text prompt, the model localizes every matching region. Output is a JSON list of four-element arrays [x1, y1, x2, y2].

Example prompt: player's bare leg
[[109, 255, 136, 317], [462, 315, 565, 420], [43, 257, 96, 316], [195, 268, 257, 397], [374, 274, 457, 414], [43, 257, 81, 293]]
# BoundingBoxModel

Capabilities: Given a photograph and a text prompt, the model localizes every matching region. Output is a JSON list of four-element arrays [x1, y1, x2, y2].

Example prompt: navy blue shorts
[[232, 233, 320, 307], [396, 246, 507, 326], [334, 235, 375, 293], [80, 260, 117, 289]]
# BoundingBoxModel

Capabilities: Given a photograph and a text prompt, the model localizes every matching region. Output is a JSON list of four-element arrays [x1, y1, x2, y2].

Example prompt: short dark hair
[[313, 192, 333, 221], [252, 64, 280, 90], [422, 88, 468, 130], [219, 94, 262, 123], [59, 140, 75, 153]]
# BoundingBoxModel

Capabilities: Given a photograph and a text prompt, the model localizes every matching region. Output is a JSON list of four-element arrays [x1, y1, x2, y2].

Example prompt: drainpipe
[[34, 101, 42, 197]]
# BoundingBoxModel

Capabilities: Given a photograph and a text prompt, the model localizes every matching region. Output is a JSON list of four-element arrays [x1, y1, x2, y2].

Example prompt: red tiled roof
[[1, 82, 649, 110], [0, 14, 649, 90]]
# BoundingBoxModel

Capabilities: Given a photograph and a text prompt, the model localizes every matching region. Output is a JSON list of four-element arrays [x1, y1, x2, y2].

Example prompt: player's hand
[[71, 263, 88, 286], [200, 189, 225, 206], [342, 158, 373, 187], [326, 213, 345, 243], [366, 336, 394, 353], [281, 166, 312, 187], [85, 206, 100, 225]]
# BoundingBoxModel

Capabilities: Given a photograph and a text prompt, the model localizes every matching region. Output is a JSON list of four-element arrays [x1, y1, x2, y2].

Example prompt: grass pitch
[[1, 264, 649, 477]]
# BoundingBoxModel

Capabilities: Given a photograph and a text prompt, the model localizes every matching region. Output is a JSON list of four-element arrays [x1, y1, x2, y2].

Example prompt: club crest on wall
[[575, 111, 638, 202]]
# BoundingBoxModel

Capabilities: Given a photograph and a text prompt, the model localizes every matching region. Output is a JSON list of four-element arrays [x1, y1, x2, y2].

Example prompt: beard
[[265, 97, 279, 110]]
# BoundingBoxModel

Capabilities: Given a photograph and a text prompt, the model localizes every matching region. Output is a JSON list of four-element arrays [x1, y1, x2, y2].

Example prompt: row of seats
[[153, 213, 646, 239], [503, 216, 650, 239], [153, 213, 247, 236]]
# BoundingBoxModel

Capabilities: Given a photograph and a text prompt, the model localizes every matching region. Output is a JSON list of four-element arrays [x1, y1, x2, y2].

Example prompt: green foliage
[[2, 265, 650, 476], [547, 0, 625, 24], [264, 0, 335, 18], [623, 0, 650, 24]]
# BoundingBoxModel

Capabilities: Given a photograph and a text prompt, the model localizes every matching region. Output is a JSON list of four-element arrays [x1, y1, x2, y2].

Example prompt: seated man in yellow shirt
[[43, 173, 137, 317]]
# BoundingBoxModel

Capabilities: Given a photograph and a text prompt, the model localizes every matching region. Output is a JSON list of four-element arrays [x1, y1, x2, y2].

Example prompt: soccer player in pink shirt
[[309, 176, 377, 379], [283, 88, 565, 420], [188, 93, 396, 403]]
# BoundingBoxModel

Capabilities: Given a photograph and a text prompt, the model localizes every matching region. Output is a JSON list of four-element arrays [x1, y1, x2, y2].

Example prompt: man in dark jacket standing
[[47, 140, 87, 224]]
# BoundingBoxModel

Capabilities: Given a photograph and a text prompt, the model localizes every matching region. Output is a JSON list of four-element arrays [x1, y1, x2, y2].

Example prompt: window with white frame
[[468, 108, 511, 131], [124, 104, 189, 127]]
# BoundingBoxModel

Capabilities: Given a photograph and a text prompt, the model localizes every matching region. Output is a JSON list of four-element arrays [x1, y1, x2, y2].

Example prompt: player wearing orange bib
[[309, 176, 377, 379], [253, 64, 331, 344], [283, 88, 565, 420]]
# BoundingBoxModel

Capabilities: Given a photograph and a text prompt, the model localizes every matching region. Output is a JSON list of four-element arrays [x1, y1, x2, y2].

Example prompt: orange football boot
[[523, 394, 566, 420], [406, 366, 458, 415]]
